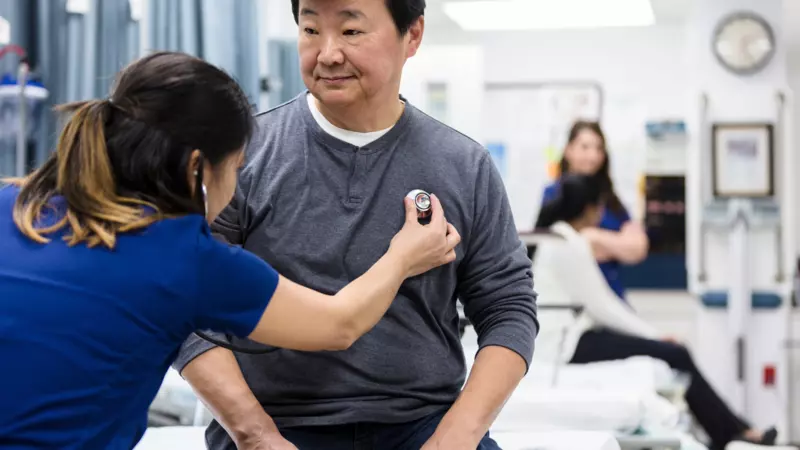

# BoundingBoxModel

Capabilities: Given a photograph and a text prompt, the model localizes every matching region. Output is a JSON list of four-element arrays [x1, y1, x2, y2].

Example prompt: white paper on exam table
[[491, 387, 679, 433], [493, 389, 707, 450], [491, 430, 621, 450], [462, 318, 682, 394], [135, 426, 206, 450], [464, 342, 684, 435]]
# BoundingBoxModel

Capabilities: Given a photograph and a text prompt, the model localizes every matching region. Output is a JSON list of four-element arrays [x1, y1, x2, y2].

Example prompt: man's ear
[[405, 16, 425, 58]]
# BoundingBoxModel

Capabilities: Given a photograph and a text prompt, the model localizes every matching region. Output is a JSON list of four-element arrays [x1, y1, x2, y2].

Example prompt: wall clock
[[712, 11, 776, 76]]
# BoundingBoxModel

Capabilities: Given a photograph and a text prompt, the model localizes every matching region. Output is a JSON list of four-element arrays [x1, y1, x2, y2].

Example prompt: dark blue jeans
[[277, 408, 501, 450]]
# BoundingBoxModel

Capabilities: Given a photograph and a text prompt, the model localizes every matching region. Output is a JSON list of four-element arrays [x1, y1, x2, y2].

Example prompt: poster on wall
[[644, 120, 688, 176], [540, 85, 603, 180], [486, 142, 507, 180], [712, 123, 774, 198]]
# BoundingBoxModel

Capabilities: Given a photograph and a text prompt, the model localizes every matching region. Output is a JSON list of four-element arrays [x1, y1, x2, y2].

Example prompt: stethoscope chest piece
[[406, 189, 432, 221]]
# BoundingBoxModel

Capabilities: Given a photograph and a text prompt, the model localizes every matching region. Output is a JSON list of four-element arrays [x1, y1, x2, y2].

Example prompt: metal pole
[[775, 90, 794, 443], [729, 201, 750, 415], [698, 93, 710, 282], [775, 92, 785, 283], [15, 61, 28, 177]]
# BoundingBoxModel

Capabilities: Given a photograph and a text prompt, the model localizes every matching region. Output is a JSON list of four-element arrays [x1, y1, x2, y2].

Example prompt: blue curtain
[[147, 0, 261, 106], [267, 39, 304, 107], [0, 0, 264, 176], [53, 0, 140, 103]]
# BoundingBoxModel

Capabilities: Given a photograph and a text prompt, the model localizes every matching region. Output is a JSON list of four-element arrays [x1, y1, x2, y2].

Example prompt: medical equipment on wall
[[690, 91, 793, 438], [698, 198, 782, 409]]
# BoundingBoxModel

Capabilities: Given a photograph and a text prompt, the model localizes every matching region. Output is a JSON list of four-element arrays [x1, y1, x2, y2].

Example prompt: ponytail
[[11, 100, 161, 249]]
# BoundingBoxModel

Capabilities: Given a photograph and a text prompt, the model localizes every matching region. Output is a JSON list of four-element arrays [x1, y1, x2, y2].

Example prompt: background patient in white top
[[532, 173, 777, 450]]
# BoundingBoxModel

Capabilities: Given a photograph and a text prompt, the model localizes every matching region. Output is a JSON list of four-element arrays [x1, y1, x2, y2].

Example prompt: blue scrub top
[[542, 181, 631, 300], [0, 186, 278, 449]]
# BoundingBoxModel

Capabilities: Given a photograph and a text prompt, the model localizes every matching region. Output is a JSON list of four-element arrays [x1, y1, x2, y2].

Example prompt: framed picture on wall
[[711, 123, 774, 198]]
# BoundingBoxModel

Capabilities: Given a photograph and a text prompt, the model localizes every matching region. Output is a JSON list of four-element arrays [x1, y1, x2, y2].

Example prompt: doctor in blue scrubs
[[0, 51, 459, 450], [541, 121, 648, 302]]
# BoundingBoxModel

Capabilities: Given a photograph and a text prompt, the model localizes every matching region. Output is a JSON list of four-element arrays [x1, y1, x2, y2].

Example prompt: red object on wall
[[763, 365, 776, 387]]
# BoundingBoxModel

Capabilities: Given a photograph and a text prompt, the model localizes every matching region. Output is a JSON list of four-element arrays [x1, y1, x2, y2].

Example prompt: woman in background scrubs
[[0, 52, 459, 450], [540, 121, 648, 302]]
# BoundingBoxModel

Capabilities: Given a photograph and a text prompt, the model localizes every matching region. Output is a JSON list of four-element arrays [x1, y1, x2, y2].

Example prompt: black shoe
[[733, 427, 778, 447], [760, 427, 778, 446], [734, 427, 778, 447]]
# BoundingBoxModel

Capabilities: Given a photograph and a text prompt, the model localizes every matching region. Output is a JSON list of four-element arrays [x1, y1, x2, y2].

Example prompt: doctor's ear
[[186, 149, 204, 191]]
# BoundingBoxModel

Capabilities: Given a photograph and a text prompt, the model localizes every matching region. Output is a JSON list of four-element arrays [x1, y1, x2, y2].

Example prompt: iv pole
[[0, 44, 30, 178]]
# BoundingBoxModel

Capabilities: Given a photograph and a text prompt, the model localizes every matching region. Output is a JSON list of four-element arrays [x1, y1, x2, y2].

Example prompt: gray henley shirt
[[173, 94, 538, 438]]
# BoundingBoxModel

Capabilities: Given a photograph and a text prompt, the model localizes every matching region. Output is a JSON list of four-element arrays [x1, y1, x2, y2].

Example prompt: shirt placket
[[347, 148, 368, 205]]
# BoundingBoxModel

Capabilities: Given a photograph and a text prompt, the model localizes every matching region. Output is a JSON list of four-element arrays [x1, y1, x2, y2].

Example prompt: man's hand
[[420, 427, 482, 450], [420, 409, 485, 449], [421, 346, 526, 450], [180, 348, 292, 450], [235, 429, 298, 450]]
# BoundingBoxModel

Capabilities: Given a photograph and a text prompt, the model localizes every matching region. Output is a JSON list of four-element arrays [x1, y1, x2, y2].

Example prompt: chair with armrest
[[459, 229, 585, 385], [521, 229, 587, 385]]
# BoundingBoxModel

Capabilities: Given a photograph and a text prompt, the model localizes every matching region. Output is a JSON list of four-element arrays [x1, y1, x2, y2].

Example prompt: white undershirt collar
[[306, 93, 395, 148]]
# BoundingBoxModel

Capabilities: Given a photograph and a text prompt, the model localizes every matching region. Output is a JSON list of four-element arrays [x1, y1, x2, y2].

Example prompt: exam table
[[462, 323, 698, 450], [148, 315, 695, 450], [148, 370, 625, 449], [148, 357, 693, 450], [133, 426, 623, 450]]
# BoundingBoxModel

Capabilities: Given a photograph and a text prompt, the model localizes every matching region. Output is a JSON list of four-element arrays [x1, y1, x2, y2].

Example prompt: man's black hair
[[291, 0, 426, 35]]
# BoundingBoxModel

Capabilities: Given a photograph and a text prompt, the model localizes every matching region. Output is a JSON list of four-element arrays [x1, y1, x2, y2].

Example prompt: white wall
[[425, 25, 688, 118], [401, 45, 485, 143]]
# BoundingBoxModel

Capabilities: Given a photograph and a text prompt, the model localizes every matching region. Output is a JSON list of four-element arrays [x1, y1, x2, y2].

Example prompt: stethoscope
[[406, 189, 432, 222], [195, 189, 433, 354]]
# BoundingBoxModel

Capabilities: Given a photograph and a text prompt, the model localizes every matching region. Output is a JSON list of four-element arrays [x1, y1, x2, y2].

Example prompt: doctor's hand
[[389, 193, 461, 278]]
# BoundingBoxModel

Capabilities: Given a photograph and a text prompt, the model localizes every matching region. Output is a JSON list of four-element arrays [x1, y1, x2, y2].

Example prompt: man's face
[[297, 0, 423, 108]]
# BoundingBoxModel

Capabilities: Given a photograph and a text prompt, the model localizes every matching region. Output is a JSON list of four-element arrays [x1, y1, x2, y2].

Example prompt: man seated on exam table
[[531, 173, 779, 450], [171, 0, 538, 449]]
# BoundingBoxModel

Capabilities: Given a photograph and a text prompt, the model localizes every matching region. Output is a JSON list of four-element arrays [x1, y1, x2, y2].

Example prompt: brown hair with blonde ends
[[11, 100, 161, 249], [7, 51, 255, 250]]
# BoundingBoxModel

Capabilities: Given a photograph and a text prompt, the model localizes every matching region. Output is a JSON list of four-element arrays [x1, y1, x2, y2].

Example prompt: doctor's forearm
[[432, 346, 526, 444], [181, 347, 278, 443]]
